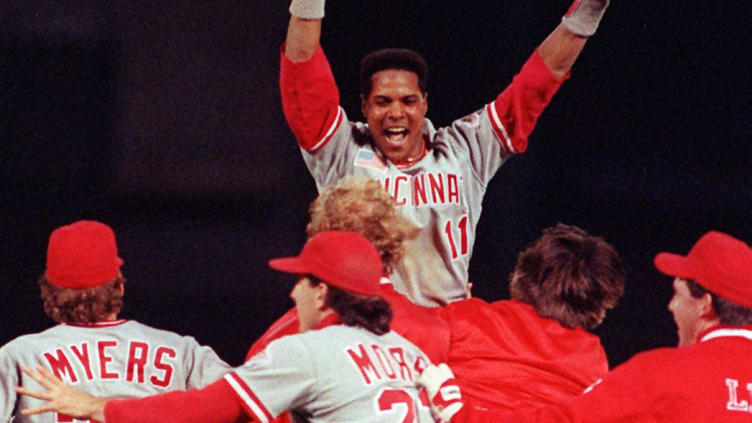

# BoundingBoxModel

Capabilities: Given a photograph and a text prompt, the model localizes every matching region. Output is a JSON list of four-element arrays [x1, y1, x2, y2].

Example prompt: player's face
[[362, 69, 428, 164], [291, 276, 324, 333], [667, 278, 706, 346]]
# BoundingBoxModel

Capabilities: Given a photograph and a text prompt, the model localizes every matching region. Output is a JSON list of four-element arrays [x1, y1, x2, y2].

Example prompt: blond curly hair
[[307, 176, 419, 275]]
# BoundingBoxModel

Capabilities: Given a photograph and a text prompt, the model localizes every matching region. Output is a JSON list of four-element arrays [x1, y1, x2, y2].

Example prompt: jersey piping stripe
[[701, 328, 752, 343], [62, 319, 129, 328], [224, 372, 273, 423], [485, 101, 514, 154], [310, 106, 344, 152]]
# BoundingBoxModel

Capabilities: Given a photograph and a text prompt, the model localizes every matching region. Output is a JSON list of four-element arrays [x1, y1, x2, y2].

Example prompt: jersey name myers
[[43, 340, 179, 388]]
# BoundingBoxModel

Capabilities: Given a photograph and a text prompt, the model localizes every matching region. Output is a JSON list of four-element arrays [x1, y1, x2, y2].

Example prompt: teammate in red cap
[[418, 230, 752, 422], [246, 176, 452, 423], [17, 231, 436, 423], [279, 0, 612, 306], [247, 176, 450, 362], [0, 220, 230, 422]]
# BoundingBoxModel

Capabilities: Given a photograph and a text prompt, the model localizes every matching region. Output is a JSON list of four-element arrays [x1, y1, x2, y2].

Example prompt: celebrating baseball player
[[281, 0, 612, 306], [17, 231, 436, 423], [0, 220, 231, 422], [247, 176, 450, 365], [438, 224, 625, 413], [419, 230, 752, 422], [245, 175, 451, 423]]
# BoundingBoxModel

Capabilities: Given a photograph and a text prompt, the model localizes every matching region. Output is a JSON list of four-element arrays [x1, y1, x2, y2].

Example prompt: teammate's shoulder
[[0, 326, 59, 355], [443, 297, 490, 313], [124, 320, 203, 343]]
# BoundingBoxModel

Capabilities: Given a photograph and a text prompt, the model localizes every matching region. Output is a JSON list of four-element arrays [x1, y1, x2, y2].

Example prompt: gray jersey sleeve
[[441, 105, 513, 187], [226, 336, 316, 421], [182, 336, 232, 388], [0, 344, 21, 420]]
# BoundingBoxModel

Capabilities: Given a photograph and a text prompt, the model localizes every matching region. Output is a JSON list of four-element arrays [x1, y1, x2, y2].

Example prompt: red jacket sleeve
[[104, 378, 249, 423], [488, 49, 569, 154], [280, 44, 343, 152]]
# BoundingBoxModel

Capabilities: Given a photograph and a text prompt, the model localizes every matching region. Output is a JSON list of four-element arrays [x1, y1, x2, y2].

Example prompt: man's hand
[[15, 365, 107, 422], [562, 0, 610, 37], [417, 364, 464, 423]]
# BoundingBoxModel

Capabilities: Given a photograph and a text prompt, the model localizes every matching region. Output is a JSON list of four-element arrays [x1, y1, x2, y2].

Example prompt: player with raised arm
[[281, 0, 612, 306], [0, 220, 230, 422], [17, 231, 436, 423]]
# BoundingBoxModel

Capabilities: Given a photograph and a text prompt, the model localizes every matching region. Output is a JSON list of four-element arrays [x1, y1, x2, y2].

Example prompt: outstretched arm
[[538, 0, 609, 80], [280, 0, 343, 152], [17, 366, 247, 423], [284, 0, 323, 62]]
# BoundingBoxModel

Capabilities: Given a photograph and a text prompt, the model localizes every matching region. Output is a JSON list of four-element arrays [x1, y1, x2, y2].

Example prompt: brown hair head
[[308, 274, 393, 335], [509, 224, 625, 330], [39, 274, 125, 324]]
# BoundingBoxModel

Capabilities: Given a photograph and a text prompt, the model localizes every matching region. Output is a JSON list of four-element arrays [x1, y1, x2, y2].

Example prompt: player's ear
[[314, 282, 329, 310], [699, 293, 716, 320], [360, 94, 368, 117]]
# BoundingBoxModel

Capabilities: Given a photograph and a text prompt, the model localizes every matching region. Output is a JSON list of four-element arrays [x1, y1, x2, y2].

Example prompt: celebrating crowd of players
[[4, 0, 752, 422]]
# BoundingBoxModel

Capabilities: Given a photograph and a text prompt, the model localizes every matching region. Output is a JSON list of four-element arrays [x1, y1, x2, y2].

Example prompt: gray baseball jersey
[[281, 48, 564, 307], [224, 324, 434, 423], [302, 113, 506, 307], [0, 319, 230, 422]]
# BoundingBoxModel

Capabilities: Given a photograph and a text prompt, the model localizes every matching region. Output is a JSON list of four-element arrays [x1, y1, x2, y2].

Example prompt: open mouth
[[383, 128, 409, 146]]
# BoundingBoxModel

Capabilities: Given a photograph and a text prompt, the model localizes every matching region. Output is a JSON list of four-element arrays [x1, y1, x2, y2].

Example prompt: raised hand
[[15, 365, 107, 421], [562, 0, 610, 37]]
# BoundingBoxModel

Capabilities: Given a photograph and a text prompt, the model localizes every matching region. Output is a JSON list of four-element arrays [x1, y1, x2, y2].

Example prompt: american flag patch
[[354, 148, 387, 173]]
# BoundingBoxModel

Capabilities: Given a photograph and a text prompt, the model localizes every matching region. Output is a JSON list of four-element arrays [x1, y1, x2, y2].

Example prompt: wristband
[[562, 0, 609, 37], [289, 0, 325, 19]]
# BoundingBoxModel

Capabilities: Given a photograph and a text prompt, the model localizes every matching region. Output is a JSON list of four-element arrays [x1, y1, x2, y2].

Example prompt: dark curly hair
[[360, 48, 428, 98], [39, 275, 125, 324], [509, 224, 625, 330]]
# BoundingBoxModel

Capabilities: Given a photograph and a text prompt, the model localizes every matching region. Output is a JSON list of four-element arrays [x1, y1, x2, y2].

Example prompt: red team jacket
[[441, 299, 609, 412], [448, 325, 752, 422]]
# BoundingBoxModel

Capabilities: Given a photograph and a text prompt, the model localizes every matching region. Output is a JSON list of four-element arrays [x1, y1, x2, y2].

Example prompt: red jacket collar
[[698, 324, 752, 343]]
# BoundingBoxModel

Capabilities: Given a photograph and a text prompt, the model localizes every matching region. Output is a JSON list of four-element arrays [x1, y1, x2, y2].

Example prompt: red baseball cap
[[269, 231, 382, 296], [46, 220, 124, 289], [654, 231, 752, 307]]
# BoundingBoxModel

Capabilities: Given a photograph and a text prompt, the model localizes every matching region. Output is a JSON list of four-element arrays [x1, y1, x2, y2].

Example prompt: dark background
[[2, 0, 751, 368]]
